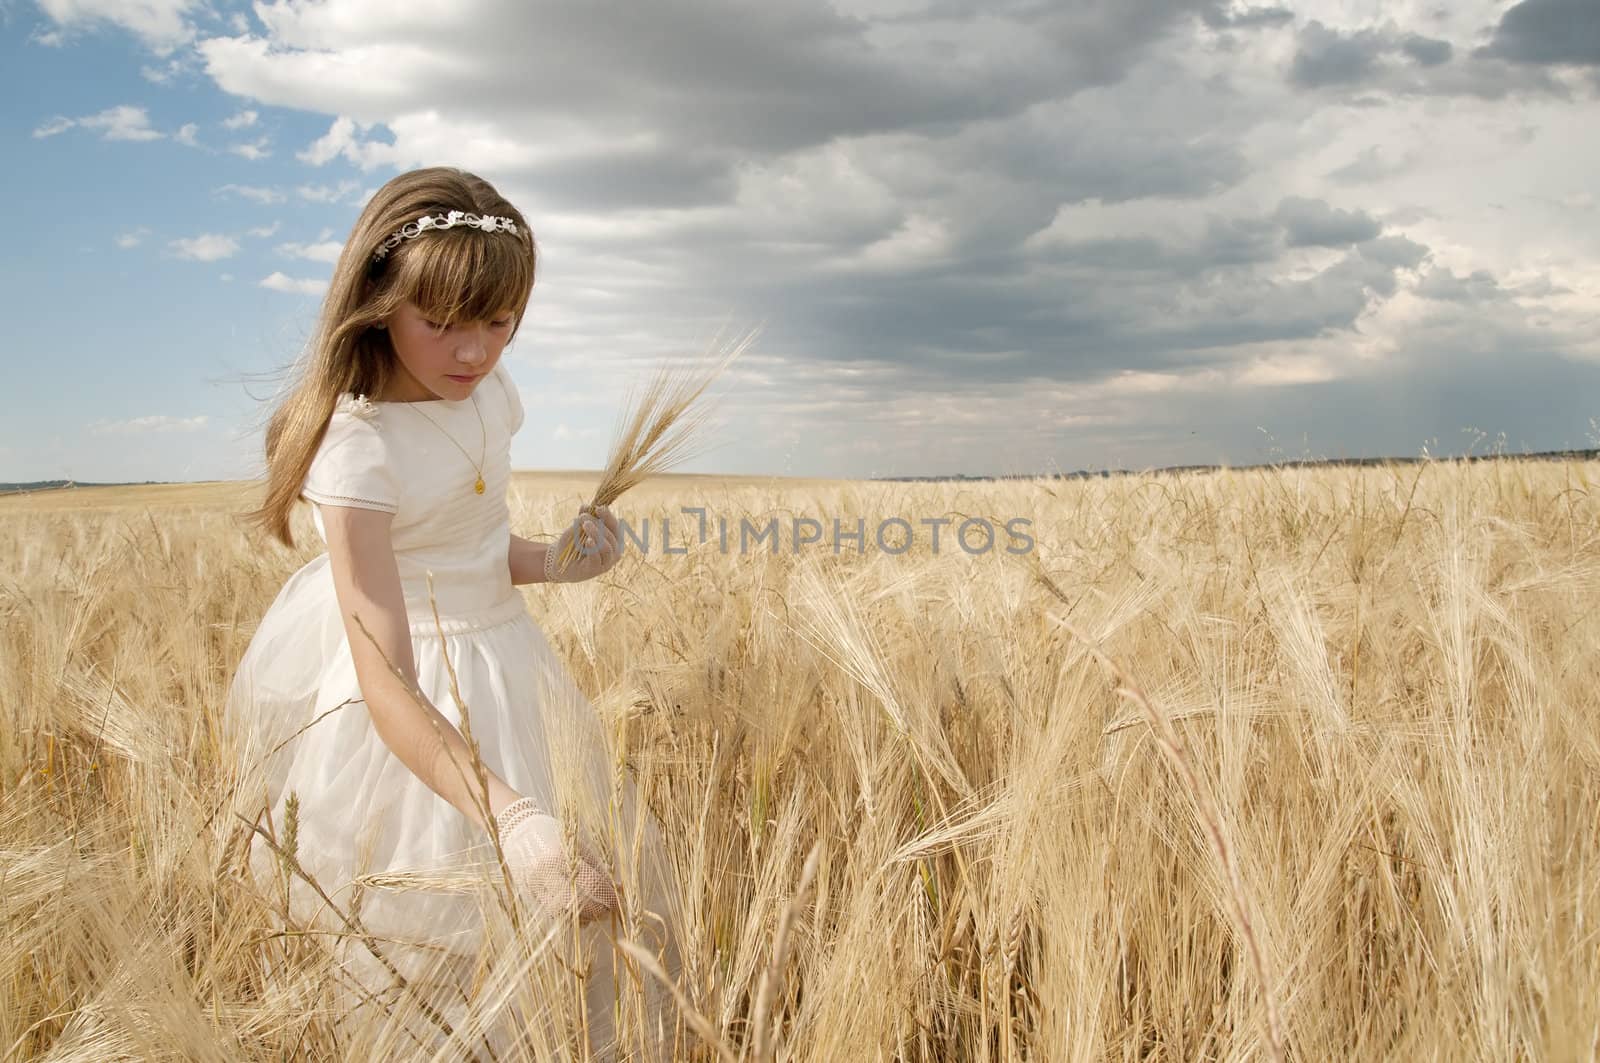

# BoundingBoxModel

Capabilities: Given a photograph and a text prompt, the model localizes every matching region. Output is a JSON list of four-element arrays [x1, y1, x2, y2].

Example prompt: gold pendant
[[474, 476, 485, 495]]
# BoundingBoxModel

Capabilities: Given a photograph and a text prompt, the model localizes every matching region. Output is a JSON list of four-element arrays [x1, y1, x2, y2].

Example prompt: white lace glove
[[544, 504, 621, 584], [493, 797, 618, 923]]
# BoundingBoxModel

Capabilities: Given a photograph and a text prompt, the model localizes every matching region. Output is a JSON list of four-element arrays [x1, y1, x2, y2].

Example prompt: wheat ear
[[550, 328, 757, 577]]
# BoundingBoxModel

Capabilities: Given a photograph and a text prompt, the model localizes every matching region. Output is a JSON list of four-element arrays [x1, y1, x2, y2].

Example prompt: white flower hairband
[[371, 209, 520, 263]]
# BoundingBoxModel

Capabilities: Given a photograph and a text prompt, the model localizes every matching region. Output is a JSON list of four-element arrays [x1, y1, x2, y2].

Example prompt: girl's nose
[[456, 327, 489, 364]]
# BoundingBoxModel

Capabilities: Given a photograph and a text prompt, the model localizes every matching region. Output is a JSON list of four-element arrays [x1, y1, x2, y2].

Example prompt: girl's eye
[[492, 319, 512, 328], [424, 320, 447, 331]]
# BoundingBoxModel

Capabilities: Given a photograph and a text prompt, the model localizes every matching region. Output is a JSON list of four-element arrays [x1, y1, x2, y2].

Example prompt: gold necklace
[[407, 394, 488, 495]]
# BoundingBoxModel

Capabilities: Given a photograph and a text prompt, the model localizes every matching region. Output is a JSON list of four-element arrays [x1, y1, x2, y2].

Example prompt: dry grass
[[2, 458, 1598, 1060]]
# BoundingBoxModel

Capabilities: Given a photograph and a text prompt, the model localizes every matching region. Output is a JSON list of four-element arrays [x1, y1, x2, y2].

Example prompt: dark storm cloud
[[1289, 21, 1460, 86], [529, 88, 1253, 214], [1200, 5, 1295, 31], [941, 104, 1252, 215], [1414, 266, 1514, 303], [1356, 234, 1429, 271], [1478, 0, 1600, 67], [1289, 21, 1387, 87], [1029, 214, 1284, 277], [726, 208, 1428, 390], [1274, 196, 1383, 247], [877, 0, 1254, 80], [224, 1, 1058, 163], [214, 0, 1278, 211], [1193, 215, 1287, 268], [289, 0, 1234, 157], [1399, 33, 1453, 67], [518, 146, 739, 211], [1287, 17, 1569, 98]]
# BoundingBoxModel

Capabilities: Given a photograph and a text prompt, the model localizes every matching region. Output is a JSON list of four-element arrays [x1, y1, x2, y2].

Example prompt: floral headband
[[371, 209, 520, 263]]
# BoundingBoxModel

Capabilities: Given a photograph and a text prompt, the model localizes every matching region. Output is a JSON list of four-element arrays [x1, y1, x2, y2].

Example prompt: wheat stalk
[[749, 842, 822, 1063], [550, 327, 757, 577], [1036, 564, 1287, 1063]]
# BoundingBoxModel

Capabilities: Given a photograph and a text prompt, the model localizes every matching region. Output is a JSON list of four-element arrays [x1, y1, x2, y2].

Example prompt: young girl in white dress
[[222, 166, 676, 1060]]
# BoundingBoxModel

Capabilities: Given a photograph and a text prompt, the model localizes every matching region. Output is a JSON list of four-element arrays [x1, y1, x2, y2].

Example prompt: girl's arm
[[508, 533, 552, 586], [322, 503, 523, 831]]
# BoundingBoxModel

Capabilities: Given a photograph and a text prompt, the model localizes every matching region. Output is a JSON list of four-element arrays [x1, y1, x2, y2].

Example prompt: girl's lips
[[447, 374, 479, 382]]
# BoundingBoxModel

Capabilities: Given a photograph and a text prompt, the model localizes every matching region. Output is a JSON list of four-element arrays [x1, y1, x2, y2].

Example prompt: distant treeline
[[874, 448, 1600, 483]]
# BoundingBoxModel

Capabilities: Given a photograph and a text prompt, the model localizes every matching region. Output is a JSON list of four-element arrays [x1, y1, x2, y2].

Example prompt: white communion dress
[[222, 360, 675, 1061]]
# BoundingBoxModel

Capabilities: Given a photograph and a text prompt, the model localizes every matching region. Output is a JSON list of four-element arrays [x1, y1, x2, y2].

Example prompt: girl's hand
[[546, 504, 621, 583], [493, 797, 618, 923]]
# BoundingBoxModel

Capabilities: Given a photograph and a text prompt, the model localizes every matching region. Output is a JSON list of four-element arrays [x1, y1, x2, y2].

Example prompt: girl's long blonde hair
[[241, 166, 537, 548]]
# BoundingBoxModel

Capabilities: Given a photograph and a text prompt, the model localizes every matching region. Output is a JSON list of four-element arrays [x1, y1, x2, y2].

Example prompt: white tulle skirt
[[221, 553, 676, 1060]]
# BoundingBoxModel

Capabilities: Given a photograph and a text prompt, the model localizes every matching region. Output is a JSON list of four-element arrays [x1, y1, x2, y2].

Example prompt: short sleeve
[[495, 360, 524, 435], [300, 408, 399, 514]]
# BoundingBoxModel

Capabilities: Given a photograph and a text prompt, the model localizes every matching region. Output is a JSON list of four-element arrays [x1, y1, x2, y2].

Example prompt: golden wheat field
[[2, 459, 1598, 1061]]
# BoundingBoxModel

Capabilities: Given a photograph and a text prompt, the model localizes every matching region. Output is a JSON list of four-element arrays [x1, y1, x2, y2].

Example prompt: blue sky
[[3, 0, 1599, 484], [1, 12, 368, 483]]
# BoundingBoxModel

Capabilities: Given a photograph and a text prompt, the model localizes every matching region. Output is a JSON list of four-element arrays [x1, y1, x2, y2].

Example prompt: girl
[[223, 167, 673, 1060]]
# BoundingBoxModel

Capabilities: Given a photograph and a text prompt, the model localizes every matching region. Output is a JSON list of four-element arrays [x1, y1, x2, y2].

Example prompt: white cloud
[[229, 137, 272, 160], [247, 222, 282, 238], [343, 110, 534, 172], [297, 115, 352, 166], [169, 234, 239, 261], [219, 273, 234, 282], [260, 271, 328, 295], [90, 414, 210, 435], [40, 105, 165, 142], [82, 105, 163, 141], [295, 115, 364, 166], [276, 239, 343, 263], [116, 227, 152, 249], [174, 121, 198, 146], [35, 0, 199, 54], [217, 183, 285, 205], [140, 59, 182, 83], [295, 179, 363, 203], [32, 116, 75, 138], [221, 109, 258, 130]]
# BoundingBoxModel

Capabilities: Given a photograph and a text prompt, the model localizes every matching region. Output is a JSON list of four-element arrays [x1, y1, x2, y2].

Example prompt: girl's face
[[377, 299, 516, 402]]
